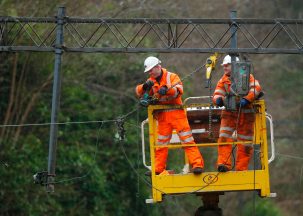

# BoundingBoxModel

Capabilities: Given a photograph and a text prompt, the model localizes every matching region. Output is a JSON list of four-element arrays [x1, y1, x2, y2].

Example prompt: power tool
[[139, 82, 159, 107], [205, 53, 218, 88]]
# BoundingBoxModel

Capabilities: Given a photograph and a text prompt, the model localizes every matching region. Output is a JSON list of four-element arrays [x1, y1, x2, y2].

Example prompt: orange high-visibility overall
[[136, 68, 204, 173], [213, 74, 262, 171]]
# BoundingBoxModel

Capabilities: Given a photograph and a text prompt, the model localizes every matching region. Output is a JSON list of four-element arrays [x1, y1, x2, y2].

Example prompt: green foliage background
[[1, 1, 303, 216]]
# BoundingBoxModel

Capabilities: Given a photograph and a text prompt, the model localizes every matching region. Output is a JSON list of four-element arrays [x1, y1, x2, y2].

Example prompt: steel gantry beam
[[0, 16, 303, 53]]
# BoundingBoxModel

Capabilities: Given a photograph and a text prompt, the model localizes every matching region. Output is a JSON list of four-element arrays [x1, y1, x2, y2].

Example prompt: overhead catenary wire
[[54, 55, 225, 187], [13, 56, 215, 187], [0, 107, 140, 128]]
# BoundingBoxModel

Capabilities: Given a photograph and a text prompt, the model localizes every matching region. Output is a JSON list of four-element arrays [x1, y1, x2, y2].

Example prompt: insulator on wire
[[116, 118, 126, 141]]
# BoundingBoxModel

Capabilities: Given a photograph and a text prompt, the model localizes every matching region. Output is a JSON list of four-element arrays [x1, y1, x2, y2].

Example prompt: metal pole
[[230, 10, 237, 59], [47, 6, 65, 192], [228, 10, 238, 110]]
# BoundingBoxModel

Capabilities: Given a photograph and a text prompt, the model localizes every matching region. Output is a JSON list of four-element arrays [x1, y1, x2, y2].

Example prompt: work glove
[[142, 80, 154, 91], [158, 86, 168, 95], [216, 97, 224, 107], [239, 98, 250, 107]]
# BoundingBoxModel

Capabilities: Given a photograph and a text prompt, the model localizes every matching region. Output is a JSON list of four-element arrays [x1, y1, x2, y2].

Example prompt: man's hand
[[239, 98, 250, 107], [216, 97, 224, 107], [158, 86, 168, 95], [142, 80, 154, 91]]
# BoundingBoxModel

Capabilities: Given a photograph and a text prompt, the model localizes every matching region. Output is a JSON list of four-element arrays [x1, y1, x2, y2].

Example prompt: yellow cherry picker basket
[[141, 97, 276, 203]]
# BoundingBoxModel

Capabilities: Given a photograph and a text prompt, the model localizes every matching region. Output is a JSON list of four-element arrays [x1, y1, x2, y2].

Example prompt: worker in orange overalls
[[136, 56, 204, 175], [213, 55, 262, 172]]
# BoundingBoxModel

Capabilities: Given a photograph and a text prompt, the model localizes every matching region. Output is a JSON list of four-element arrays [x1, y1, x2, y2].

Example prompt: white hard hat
[[144, 56, 161, 73], [221, 55, 239, 66]]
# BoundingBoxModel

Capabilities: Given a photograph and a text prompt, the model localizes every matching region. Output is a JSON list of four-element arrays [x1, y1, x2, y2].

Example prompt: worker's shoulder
[[163, 68, 179, 77], [168, 71, 178, 76], [163, 68, 174, 73]]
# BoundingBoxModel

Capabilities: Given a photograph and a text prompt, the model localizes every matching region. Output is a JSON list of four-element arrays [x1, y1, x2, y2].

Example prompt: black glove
[[239, 98, 250, 107], [158, 86, 168, 95], [142, 80, 154, 91], [216, 97, 224, 107]]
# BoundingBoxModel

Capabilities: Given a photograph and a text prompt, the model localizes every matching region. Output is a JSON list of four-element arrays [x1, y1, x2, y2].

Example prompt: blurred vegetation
[[1, 0, 303, 216], [242, 198, 283, 216]]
